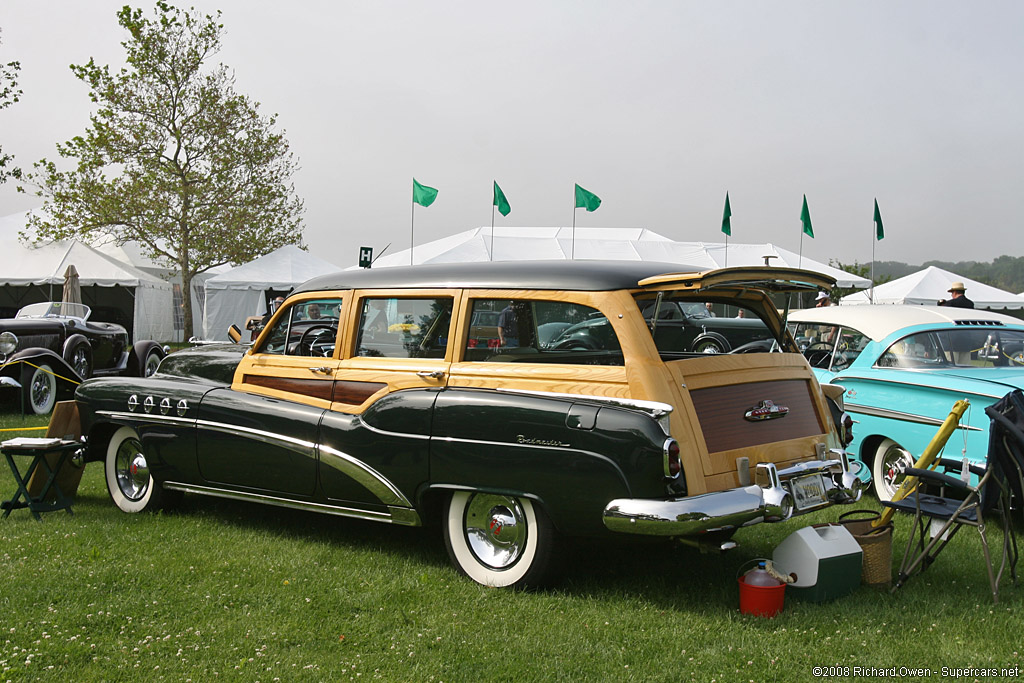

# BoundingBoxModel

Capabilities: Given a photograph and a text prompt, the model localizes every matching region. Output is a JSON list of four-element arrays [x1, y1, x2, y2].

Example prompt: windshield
[[16, 302, 91, 321], [878, 328, 1024, 369], [633, 293, 777, 357]]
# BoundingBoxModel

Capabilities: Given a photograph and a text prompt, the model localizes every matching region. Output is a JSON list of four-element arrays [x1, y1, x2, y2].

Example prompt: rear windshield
[[633, 293, 776, 357]]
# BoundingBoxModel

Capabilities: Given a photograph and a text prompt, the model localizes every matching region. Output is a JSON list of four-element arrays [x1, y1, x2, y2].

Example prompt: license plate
[[790, 473, 828, 510]]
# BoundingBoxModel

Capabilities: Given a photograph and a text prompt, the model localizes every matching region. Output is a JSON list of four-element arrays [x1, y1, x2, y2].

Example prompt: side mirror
[[227, 324, 242, 343]]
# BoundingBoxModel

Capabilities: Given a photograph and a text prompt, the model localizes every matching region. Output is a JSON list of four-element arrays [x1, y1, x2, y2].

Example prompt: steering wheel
[[805, 341, 833, 351], [297, 324, 336, 357]]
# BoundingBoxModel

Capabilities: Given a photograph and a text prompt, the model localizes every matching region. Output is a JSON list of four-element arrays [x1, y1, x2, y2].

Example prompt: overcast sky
[[2, 1, 1022, 269]]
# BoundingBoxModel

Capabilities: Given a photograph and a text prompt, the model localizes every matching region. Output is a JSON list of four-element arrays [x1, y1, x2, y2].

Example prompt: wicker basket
[[838, 510, 893, 588]]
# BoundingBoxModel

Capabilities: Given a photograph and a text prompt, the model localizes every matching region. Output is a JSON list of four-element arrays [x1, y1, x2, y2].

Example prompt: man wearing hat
[[939, 282, 974, 309], [815, 291, 831, 307]]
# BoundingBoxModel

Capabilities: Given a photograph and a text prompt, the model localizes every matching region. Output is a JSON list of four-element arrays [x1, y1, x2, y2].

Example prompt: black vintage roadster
[[0, 302, 165, 414]]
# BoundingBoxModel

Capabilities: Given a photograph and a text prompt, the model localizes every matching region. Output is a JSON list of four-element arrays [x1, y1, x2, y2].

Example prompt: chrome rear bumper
[[603, 453, 865, 537]]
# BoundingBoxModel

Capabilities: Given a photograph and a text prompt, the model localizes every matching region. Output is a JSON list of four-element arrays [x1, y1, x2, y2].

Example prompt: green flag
[[493, 181, 511, 217], [574, 184, 602, 212], [721, 192, 732, 237], [874, 198, 884, 240], [412, 178, 438, 207], [800, 195, 814, 238]]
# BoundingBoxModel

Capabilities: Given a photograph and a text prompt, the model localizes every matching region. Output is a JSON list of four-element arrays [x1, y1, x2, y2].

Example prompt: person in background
[[815, 291, 831, 307], [938, 282, 975, 309], [498, 302, 519, 348], [262, 296, 285, 326]]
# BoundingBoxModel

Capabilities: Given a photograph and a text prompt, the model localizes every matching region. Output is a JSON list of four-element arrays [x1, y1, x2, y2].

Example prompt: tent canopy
[[841, 265, 1024, 309], [372, 227, 871, 288], [1, 210, 175, 341], [202, 245, 340, 339]]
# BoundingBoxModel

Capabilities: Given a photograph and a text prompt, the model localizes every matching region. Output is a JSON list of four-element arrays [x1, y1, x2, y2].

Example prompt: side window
[[356, 297, 453, 359], [830, 327, 869, 371], [464, 299, 623, 366], [256, 298, 342, 357], [878, 332, 947, 368]]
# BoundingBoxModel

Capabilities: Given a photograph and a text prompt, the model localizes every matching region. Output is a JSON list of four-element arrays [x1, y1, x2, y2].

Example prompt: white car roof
[[788, 305, 1024, 342]]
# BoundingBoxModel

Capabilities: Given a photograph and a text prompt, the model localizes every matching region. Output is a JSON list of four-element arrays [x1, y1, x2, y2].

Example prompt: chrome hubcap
[[881, 445, 913, 498], [464, 494, 528, 570], [115, 439, 149, 501], [144, 353, 161, 376]]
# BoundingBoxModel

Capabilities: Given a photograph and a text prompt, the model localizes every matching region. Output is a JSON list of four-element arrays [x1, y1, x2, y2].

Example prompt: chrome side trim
[[838, 373, 1006, 400], [161, 481, 421, 526], [495, 387, 672, 418], [99, 410, 413, 510], [319, 443, 413, 508], [845, 403, 983, 431], [98, 410, 195, 427], [355, 416, 431, 441]]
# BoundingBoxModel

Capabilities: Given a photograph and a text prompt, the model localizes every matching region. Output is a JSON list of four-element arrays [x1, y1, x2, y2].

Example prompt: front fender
[[2, 347, 84, 385]]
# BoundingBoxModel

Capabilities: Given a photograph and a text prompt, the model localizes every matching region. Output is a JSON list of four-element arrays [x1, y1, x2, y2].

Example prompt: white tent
[[202, 245, 340, 340], [0, 211, 175, 341], [841, 265, 1024, 309], [372, 227, 871, 288]]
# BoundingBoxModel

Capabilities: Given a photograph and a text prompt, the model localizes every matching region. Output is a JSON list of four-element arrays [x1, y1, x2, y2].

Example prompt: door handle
[[416, 370, 446, 379], [309, 366, 332, 374]]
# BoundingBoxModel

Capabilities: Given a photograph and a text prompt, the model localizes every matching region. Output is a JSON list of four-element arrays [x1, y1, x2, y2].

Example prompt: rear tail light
[[664, 438, 681, 479]]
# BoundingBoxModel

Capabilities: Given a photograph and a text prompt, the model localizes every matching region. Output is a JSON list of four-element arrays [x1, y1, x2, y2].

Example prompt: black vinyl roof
[[293, 260, 708, 294]]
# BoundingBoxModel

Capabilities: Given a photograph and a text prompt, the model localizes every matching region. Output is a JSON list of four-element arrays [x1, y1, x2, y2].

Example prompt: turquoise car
[[788, 305, 1024, 500]]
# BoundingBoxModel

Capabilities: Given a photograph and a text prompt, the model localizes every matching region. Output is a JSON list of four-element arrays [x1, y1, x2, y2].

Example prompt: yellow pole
[[875, 399, 970, 527]]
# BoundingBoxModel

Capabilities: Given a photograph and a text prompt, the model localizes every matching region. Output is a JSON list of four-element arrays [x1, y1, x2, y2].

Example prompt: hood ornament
[[745, 399, 789, 422]]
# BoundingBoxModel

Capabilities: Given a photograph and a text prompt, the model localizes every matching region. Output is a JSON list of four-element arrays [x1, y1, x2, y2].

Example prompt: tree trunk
[[181, 270, 194, 340]]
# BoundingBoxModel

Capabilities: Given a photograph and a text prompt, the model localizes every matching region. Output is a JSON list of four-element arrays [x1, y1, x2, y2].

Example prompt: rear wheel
[[105, 426, 180, 512], [872, 438, 914, 501], [443, 491, 557, 588], [66, 341, 93, 379]]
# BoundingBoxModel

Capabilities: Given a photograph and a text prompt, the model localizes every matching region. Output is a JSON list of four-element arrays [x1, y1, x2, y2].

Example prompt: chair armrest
[[903, 467, 974, 492], [933, 457, 987, 478]]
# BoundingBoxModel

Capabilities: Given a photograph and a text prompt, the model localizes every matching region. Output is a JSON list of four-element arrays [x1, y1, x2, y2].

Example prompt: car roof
[[294, 260, 712, 293], [293, 260, 836, 295], [788, 304, 1024, 342]]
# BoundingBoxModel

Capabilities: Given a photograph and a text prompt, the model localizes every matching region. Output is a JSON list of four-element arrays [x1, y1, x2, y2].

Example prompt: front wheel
[[23, 363, 57, 415], [105, 426, 179, 513], [872, 438, 915, 502], [443, 491, 557, 588], [692, 337, 727, 354]]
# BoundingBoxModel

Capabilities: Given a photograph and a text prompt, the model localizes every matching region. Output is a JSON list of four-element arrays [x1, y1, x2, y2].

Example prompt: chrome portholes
[[128, 394, 139, 412], [176, 399, 189, 416], [143, 396, 155, 413], [159, 397, 171, 415], [463, 493, 529, 571]]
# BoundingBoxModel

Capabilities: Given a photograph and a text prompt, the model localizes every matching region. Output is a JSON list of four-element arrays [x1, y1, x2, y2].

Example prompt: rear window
[[633, 293, 773, 356]]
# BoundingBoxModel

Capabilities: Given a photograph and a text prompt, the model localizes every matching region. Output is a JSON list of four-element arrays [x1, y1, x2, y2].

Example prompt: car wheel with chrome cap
[[443, 491, 557, 588], [105, 426, 180, 512]]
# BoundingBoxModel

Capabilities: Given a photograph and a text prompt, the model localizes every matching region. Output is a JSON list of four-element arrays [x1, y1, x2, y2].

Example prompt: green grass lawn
[[1, 413, 1021, 682]]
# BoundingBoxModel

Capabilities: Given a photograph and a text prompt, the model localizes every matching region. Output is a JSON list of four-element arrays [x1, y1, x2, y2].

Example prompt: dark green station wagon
[[74, 260, 865, 587]]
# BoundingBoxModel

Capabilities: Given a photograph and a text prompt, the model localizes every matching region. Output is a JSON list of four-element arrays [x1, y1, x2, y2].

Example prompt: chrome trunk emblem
[[744, 399, 789, 422]]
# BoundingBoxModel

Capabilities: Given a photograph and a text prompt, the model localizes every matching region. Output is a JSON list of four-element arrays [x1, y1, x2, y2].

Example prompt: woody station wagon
[[74, 260, 864, 588]]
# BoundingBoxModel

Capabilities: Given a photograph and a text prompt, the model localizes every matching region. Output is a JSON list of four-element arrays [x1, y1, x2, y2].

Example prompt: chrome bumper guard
[[602, 449, 864, 537]]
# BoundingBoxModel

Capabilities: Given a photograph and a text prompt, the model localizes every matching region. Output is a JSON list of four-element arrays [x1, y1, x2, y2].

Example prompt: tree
[[20, 2, 304, 339], [828, 259, 892, 303], [0, 28, 22, 185]]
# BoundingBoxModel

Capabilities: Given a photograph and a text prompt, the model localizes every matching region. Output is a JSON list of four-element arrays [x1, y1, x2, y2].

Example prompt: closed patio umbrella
[[62, 264, 82, 305]]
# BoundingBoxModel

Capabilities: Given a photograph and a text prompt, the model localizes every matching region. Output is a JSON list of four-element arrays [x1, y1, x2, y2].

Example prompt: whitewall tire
[[872, 438, 915, 502], [105, 426, 169, 513], [443, 491, 556, 589]]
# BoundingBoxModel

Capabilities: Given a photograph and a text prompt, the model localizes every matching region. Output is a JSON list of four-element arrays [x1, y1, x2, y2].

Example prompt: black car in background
[[548, 299, 772, 354], [0, 302, 165, 414]]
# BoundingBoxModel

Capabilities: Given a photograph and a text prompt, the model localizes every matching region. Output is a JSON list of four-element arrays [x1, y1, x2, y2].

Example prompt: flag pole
[[724, 234, 729, 268], [571, 204, 577, 260], [870, 222, 876, 304], [490, 204, 496, 262], [798, 230, 803, 269], [410, 185, 415, 266]]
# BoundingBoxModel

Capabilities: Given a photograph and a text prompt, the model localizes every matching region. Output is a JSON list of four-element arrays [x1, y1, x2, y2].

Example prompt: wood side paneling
[[243, 375, 386, 405]]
